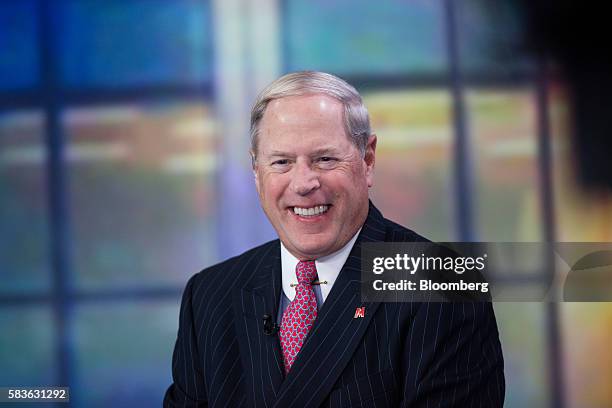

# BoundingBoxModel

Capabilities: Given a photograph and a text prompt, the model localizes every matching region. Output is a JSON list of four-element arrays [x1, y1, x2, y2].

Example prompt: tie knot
[[296, 260, 317, 284]]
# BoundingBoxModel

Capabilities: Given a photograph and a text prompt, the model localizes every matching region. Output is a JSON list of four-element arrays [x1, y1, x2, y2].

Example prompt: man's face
[[253, 94, 376, 260]]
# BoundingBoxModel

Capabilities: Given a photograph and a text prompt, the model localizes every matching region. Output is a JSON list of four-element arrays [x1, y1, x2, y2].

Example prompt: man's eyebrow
[[265, 150, 293, 158], [310, 147, 340, 156]]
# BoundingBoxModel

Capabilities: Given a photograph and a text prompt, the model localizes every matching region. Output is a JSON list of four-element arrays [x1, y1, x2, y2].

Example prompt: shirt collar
[[280, 228, 361, 302]]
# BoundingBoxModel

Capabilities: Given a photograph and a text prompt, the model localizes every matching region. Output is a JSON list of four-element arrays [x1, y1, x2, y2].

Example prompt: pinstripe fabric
[[164, 203, 505, 407]]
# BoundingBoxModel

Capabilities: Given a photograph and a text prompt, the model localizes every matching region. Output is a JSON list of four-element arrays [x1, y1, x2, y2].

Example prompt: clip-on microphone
[[262, 314, 279, 336]]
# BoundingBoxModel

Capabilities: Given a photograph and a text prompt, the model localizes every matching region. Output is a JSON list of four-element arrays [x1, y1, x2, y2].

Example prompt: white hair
[[249, 71, 371, 160]]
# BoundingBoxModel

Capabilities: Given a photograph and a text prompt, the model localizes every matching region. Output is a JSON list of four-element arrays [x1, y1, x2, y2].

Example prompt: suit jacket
[[164, 203, 505, 407]]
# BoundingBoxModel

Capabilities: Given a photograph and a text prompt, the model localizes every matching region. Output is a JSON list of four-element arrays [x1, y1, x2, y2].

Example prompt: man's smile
[[287, 204, 332, 222], [292, 205, 329, 216]]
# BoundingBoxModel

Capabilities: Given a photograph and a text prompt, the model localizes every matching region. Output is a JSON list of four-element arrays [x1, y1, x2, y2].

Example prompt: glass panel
[[467, 89, 542, 241], [365, 89, 454, 241], [0, 307, 55, 386], [55, 0, 212, 87], [551, 85, 612, 242], [285, 0, 446, 75], [65, 103, 218, 289], [0, 1, 39, 90], [0, 111, 51, 293], [73, 301, 179, 407], [494, 303, 549, 407], [457, 0, 533, 76], [551, 84, 612, 407], [562, 303, 612, 407]]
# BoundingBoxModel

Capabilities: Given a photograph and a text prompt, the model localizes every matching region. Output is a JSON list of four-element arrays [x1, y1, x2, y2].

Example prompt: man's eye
[[272, 159, 289, 166], [317, 157, 338, 166]]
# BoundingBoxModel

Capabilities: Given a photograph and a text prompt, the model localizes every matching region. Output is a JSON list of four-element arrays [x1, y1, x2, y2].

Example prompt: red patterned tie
[[279, 260, 318, 373]]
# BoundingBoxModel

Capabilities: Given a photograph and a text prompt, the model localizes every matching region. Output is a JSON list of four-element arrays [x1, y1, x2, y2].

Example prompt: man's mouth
[[292, 205, 330, 217]]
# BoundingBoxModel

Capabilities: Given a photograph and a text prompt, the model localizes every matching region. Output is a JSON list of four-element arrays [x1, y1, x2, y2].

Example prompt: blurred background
[[1, 0, 611, 407]]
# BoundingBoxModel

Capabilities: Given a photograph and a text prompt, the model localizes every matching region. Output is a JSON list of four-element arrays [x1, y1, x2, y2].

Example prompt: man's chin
[[284, 240, 336, 261]]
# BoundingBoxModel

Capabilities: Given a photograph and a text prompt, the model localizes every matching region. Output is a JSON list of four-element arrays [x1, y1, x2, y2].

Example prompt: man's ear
[[364, 134, 377, 188], [250, 150, 260, 192]]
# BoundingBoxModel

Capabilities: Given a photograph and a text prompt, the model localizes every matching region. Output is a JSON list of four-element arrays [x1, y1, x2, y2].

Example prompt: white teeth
[[293, 205, 329, 217]]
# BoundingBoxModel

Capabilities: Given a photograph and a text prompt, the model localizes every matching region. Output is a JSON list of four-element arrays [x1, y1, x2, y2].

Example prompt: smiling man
[[254, 91, 373, 261], [165, 72, 505, 407]]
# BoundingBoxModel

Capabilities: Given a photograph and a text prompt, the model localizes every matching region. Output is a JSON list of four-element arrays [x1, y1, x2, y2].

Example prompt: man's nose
[[290, 162, 320, 196]]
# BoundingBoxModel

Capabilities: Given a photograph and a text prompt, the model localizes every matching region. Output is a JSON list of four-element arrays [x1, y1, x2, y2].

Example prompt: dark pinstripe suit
[[164, 204, 505, 407]]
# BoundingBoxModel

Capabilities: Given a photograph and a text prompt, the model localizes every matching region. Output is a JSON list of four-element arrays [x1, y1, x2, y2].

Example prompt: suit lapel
[[273, 203, 388, 407], [232, 242, 285, 406]]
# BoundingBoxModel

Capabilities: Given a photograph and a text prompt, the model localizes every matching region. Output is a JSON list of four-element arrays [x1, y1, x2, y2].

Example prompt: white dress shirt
[[280, 228, 361, 304]]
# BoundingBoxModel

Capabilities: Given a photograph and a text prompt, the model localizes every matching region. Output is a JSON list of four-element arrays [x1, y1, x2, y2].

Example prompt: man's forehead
[[264, 94, 343, 120], [257, 132, 354, 158], [256, 94, 352, 155]]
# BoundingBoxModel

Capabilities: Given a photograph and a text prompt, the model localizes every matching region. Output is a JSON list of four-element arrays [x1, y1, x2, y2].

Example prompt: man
[[165, 71, 505, 407]]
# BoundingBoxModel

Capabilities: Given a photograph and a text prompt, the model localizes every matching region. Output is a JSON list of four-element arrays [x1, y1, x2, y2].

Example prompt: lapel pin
[[354, 306, 366, 318]]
